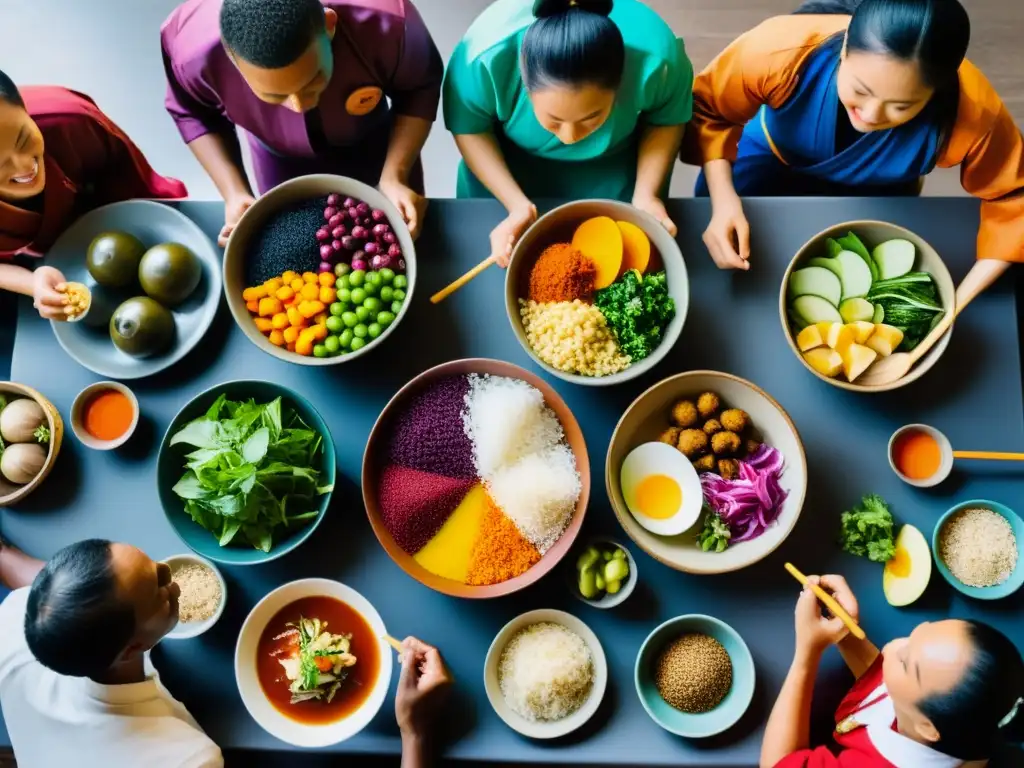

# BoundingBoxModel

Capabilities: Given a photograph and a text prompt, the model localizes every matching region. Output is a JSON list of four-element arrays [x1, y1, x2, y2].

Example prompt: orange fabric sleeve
[[939, 61, 1024, 263], [680, 15, 849, 166]]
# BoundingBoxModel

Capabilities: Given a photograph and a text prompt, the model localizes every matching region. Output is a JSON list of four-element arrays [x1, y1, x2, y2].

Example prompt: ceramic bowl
[[505, 200, 688, 387], [223, 174, 416, 366], [606, 371, 807, 574], [362, 358, 590, 597], [0, 382, 63, 507], [235, 579, 393, 747], [70, 381, 139, 450], [157, 380, 335, 565], [780, 220, 955, 393], [484, 609, 607, 739], [164, 553, 227, 640], [932, 499, 1024, 600], [567, 537, 638, 609], [887, 423, 953, 488], [635, 614, 755, 738], [46, 200, 222, 380]]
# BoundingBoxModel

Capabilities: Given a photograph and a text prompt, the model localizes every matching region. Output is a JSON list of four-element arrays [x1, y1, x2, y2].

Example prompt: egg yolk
[[634, 474, 681, 520], [886, 545, 912, 578]]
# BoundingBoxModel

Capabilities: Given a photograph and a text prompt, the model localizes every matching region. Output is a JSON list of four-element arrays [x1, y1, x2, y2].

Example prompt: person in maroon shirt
[[762, 574, 1024, 768], [162, 0, 443, 246]]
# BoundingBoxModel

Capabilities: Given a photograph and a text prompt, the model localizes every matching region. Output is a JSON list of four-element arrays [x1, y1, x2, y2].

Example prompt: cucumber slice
[[834, 250, 873, 300], [789, 266, 842, 306], [837, 233, 879, 281], [871, 239, 916, 280], [839, 297, 875, 323], [872, 303, 884, 323], [807, 257, 843, 278], [825, 238, 844, 259], [791, 295, 843, 326]]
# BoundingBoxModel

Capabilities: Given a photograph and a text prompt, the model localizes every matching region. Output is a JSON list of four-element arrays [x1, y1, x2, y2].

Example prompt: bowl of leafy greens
[[781, 221, 954, 392], [505, 200, 688, 387], [157, 380, 336, 565]]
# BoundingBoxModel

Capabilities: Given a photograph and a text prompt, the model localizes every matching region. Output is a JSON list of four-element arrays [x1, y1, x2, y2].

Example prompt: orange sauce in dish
[[892, 429, 942, 480], [635, 474, 682, 519], [83, 390, 134, 441]]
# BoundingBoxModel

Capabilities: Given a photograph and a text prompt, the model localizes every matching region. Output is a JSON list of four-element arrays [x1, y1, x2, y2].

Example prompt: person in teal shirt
[[443, 0, 693, 266]]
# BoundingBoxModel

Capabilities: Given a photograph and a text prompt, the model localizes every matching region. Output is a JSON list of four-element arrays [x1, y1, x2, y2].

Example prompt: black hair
[[521, 0, 624, 92], [0, 69, 24, 108], [220, 0, 326, 69], [917, 620, 1024, 760], [25, 539, 135, 679]]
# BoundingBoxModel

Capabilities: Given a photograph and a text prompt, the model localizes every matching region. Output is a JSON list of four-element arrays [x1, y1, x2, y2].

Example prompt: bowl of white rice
[[484, 609, 607, 739], [164, 553, 227, 639], [932, 499, 1023, 600]]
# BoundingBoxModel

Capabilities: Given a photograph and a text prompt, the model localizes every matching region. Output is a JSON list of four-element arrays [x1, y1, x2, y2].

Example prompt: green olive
[[578, 569, 599, 599], [604, 558, 629, 583], [606, 579, 622, 595]]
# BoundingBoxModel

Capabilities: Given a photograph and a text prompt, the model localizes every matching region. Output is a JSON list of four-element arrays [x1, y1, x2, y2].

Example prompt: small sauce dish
[[164, 553, 228, 639], [888, 423, 952, 488], [568, 537, 638, 609], [70, 381, 139, 450]]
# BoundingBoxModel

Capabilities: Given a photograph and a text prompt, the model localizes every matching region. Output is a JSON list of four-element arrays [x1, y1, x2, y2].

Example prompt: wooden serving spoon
[[856, 261, 995, 387]]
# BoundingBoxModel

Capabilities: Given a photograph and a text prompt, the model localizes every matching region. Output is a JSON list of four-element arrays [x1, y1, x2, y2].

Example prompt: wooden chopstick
[[784, 563, 866, 640], [430, 256, 495, 304], [953, 450, 1024, 462], [383, 634, 404, 653]]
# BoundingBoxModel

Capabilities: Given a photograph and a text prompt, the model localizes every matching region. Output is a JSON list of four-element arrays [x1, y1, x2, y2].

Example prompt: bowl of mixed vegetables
[[505, 200, 688, 387], [157, 380, 335, 565], [781, 221, 955, 392]]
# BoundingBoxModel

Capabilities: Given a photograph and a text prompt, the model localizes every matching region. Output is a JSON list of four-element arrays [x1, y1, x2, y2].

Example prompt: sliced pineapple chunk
[[826, 322, 854, 353], [847, 321, 875, 344], [842, 343, 879, 383], [796, 324, 826, 352], [872, 324, 904, 350], [813, 321, 833, 340], [804, 347, 843, 378], [866, 335, 895, 357]]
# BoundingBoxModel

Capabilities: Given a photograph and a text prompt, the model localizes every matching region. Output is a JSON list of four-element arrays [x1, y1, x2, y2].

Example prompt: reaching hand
[[703, 192, 750, 271], [632, 194, 677, 237], [490, 202, 537, 268], [32, 267, 69, 321], [219, 193, 256, 247], [379, 179, 427, 241], [395, 636, 453, 740], [794, 574, 860, 659]]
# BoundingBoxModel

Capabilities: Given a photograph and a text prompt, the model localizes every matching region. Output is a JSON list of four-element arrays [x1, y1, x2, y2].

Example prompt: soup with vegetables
[[256, 596, 380, 724]]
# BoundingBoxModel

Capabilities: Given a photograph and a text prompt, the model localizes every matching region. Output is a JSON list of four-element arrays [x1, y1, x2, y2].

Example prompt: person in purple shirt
[[162, 0, 443, 245]]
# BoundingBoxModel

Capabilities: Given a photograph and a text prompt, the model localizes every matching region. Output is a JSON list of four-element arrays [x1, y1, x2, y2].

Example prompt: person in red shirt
[[762, 574, 1024, 768]]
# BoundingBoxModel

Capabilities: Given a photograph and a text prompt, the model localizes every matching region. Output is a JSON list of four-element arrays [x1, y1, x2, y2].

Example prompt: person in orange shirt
[[682, 0, 1023, 301]]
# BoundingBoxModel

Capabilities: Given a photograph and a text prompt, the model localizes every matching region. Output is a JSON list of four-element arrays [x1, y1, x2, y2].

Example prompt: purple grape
[[341, 235, 358, 250], [324, 206, 338, 221], [355, 201, 370, 216], [331, 225, 347, 239], [371, 209, 387, 222], [382, 231, 397, 245], [351, 225, 369, 240], [358, 217, 371, 228], [371, 223, 389, 237], [352, 250, 366, 263], [326, 193, 341, 207], [343, 197, 356, 209], [347, 207, 359, 220], [397, 258, 406, 272], [388, 243, 402, 258], [319, 244, 333, 260], [331, 239, 343, 253], [364, 242, 379, 256], [371, 254, 388, 271], [351, 257, 368, 272], [319, 261, 333, 273], [328, 213, 343, 228], [316, 227, 330, 242]]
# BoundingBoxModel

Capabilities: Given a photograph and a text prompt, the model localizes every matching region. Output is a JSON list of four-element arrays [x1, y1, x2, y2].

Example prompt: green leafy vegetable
[[840, 494, 896, 563], [867, 272, 944, 350], [169, 394, 332, 552], [594, 269, 675, 361], [33, 425, 50, 445], [697, 508, 732, 553]]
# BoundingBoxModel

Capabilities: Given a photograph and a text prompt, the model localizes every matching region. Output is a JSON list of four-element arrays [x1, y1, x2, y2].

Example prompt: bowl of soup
[[234, 579, 392, 747]]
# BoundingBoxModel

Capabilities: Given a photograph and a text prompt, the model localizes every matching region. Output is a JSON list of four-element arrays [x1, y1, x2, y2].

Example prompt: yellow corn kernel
[[263, 278, 283, 294], [281, 270, 299, 284], [298, 300, 325, 319], [286, 306, 306, 327], [271, 312, 289, 330], [268, 329, 285, 346], [253, 317, 273, 333], [309, 324, 328, 341], [318, 286, 336, 304], [242, 285, 266, 302], [300, 283, 320, 301], [290, 278, 304, 292], [314, 312, 328, 325], [245, 299, 259, 314], [258, 297, 283, 317], [275, 285, 295, 302], [283, 326, 300, 344], [302, 271, 318, 284], [317, 272, 336, 287]]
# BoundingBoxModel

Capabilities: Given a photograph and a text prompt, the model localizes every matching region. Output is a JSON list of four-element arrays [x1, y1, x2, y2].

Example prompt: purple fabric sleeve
[[387, 0, 443, 121]]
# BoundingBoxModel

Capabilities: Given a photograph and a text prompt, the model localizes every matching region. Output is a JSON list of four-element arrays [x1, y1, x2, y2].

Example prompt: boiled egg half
[[620, 442, 704, 536]]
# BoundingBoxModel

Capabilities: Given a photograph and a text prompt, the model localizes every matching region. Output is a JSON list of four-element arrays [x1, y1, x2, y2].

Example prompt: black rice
[[245, 196, 327, 286]]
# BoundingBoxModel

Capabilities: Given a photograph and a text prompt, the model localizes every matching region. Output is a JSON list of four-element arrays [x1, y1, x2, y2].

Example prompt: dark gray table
[[3, 199, 1024, 767]]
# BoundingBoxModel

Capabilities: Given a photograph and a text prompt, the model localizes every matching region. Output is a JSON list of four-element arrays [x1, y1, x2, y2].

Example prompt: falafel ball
[[711, 430, 742, 456], [720, 408, 750, 433], [693, 454, 716, 473], [703, 418, 723, 436], [658, 427, 681, 446], [697, 392, 721, 419], [717, 458, 740, 480], [677, 428, 709, 458], [745, 438, 762, 456], [670, 400, 699, 428]]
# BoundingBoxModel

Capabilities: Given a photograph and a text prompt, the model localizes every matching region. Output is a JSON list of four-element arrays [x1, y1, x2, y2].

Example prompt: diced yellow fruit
[[813, 321, 833, 339], [803, 348, 843, 378], [848, 321, 875, 344], [842, 343, 878, 383], [283, 326, 300, 344], [281, 270, 299, 284], [796, 324, 825, 352], [826, 322, 854, 353], [872, 324, 904, 350], [866, 334, 895, 357]]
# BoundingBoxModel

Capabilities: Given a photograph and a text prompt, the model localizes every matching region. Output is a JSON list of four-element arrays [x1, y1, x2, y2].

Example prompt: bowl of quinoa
[[165, 553, 227, 639], [932, 500, 1023, 600]]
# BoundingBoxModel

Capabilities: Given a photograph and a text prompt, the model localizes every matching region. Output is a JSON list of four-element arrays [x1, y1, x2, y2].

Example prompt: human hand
[[632, 194, 677, 237], [219, 193, 256, 247], [32, 267, 69, 321], [379, 178, 427, 241], [794, 574, 860, 660], [395, 636, 453, 740], [703, 192, 750, 271], [490, 202, 537, 268]]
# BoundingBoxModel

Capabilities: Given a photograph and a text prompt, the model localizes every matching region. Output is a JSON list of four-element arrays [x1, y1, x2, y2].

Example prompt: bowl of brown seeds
[[164, 553, 227, 639], [634, 614, 754, 738]]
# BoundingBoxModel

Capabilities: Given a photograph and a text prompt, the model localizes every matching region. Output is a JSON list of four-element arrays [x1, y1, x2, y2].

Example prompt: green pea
[[393, 274, 408, 290], [366, 271, 382, 287], [341, 311, 358, 328], [336, 274, 351, 290], [349, 270, 366, 287], [376, 311, 396, 327], [391, 300, 403, 315], [350, 287, 367, 305], [367, 322, 383, 339], [336, 287, 352, 305], [379, 268, 395, 284], [334, 262, 352, 278], [379, 286, 394, 303], [362, 280, 379, 297], [353, 324, 368, 339], [355, 306, 371, 323], [393, 288, 406, 301], [329, 301, 346, 317], [339, 329, 354, 348], [324, 335, 340, 354], [363, 296, 382, 313], [313, 344, 328, 358], [326, 316, 344, 334], [350, 337, 366, 352]]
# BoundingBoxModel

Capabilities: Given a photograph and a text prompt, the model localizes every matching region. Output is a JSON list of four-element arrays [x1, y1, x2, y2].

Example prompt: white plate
[[484, 609, 607, 739], [234, 579, 393, 748], [164, 553, 226, 640]]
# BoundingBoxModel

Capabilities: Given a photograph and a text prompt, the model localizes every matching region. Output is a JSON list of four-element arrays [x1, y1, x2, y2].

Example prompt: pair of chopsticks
[[784, 563, 866, 640], [384, 634, 403, 653]]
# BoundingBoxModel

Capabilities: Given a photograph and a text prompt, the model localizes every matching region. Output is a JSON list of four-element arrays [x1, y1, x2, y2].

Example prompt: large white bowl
[[234, 579, 393, 747], [484, 609, 607, 739], [607, 372, 807, 574]]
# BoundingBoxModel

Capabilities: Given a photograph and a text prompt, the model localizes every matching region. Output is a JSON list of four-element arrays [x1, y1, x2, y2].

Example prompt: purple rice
[[387, 375, 476, 479], [245, 196, 326, 285]]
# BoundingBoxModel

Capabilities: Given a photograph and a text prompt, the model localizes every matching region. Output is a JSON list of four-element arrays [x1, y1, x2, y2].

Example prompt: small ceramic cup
[[61, 281, 91, 323], [568, 537, 638, 609], [888, 423, 953, 488], [164, 553, 228, 639], [70, 381, 139, 450]]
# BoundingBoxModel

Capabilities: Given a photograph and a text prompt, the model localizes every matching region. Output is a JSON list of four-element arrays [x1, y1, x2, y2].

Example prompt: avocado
[[109, 297, 175, 358], [139, 243, 202, 307], [86, 231, 145, 288]]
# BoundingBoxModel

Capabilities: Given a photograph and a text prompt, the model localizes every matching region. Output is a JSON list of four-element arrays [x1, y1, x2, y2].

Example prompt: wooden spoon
[[953, 450, 1024, 462]]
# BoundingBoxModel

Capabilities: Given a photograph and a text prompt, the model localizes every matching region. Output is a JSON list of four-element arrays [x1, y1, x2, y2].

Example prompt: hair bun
[[533, 0, 613, 19]]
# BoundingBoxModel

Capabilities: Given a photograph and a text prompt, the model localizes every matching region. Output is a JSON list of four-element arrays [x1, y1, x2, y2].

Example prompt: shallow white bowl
[[620, 442, 703, 536], [484, 609, 607, 739], [164, 553, 227, 640], [234, 578, 393, 748], [70, 381, 139, 450]]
